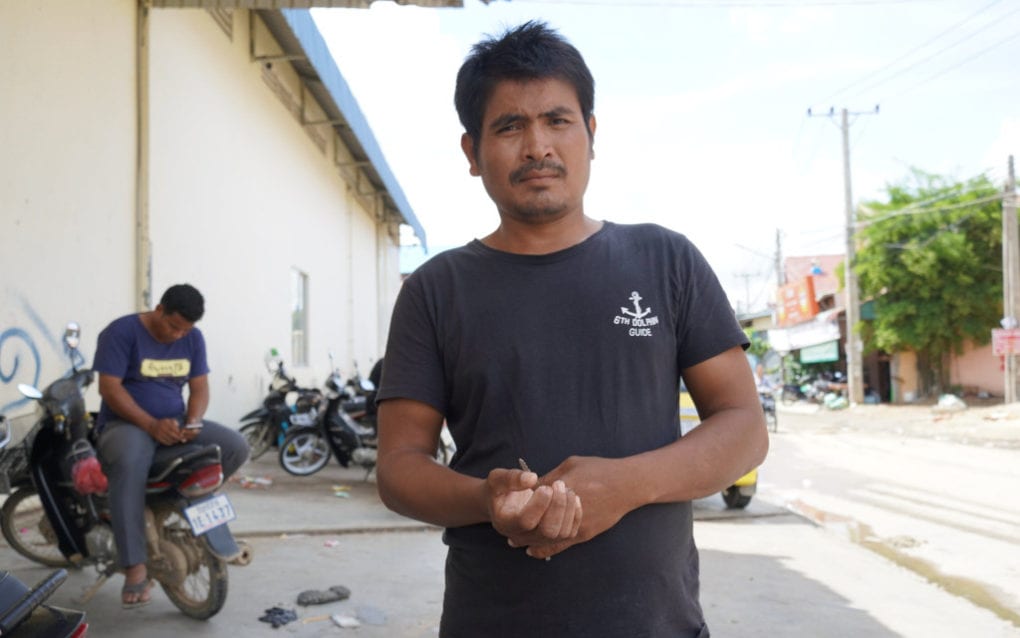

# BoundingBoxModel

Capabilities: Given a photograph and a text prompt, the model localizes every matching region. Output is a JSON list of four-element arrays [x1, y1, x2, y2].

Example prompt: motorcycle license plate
[[183, 494, 236, 536]]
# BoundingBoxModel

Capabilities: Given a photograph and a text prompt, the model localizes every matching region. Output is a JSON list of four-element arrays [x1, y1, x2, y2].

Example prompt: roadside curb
[[236, 524, 440, 538]]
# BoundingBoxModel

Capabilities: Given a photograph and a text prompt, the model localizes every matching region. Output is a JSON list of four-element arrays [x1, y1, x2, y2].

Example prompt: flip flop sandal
[[122, 578, 154, 610]]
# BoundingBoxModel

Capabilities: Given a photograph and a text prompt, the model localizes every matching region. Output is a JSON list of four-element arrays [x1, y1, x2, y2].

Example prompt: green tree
[[855, 169, 1004, 396]]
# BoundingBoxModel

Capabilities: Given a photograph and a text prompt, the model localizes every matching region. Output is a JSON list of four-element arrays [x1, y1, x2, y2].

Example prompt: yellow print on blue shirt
[[140, 358, 191, 378]]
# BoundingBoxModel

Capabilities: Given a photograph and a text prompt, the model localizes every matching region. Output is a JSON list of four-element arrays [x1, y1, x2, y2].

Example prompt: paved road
[[761, 401, 1020, 629], [3, 406, 1020, 637]]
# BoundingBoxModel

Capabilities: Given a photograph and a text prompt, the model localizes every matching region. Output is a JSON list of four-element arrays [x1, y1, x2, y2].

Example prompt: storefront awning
[[767, 309, 841, 353]]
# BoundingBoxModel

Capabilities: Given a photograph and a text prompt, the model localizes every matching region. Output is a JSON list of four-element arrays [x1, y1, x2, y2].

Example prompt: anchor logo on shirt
[[620, 291, 651, 319]]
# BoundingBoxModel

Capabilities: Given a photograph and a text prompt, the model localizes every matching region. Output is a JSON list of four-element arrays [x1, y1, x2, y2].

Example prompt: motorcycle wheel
[[721, 486, 752, 509], [0, 488, 71, 567], [279, 429, 331, 476], [764, 407, 778, 433], [240, 422, 273, 461], [157, 511, 229, 620]]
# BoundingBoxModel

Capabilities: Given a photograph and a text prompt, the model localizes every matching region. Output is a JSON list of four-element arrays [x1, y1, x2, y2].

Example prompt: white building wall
[[0, 0, 137, 423], [1, 3, 404, 427]]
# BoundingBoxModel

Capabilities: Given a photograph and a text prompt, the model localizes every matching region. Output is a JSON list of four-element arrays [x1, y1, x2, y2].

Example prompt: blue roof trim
[[280, 9, 427, 250]]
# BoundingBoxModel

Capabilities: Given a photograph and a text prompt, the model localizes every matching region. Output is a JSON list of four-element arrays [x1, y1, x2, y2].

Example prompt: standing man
[[375, 21, 769, 637], [94, 283, 248, 609]]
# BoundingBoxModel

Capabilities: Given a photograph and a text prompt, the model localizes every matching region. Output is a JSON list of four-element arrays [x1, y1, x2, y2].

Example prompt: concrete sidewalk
[[224, 454, 422, 537], [222, 452, 783, 537]]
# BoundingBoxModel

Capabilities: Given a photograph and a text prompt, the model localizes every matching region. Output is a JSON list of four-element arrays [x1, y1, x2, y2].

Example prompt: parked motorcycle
[[0, 322, 251, 619], [337, 359, 378, 427], [277, 359, 455, 477], [238, 351, 321, 460], [277, 363, 378, 477], [0, 568, 88, 637], [780, 371, 847, 409], [0, 416, 89, 637]]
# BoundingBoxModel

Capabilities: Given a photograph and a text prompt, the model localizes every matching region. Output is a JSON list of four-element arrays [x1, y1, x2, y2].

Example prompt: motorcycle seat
[[148, 444, 222, 483]]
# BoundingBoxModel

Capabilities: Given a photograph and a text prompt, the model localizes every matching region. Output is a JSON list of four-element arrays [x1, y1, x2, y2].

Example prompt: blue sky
[[313, 0, 1019, 312]]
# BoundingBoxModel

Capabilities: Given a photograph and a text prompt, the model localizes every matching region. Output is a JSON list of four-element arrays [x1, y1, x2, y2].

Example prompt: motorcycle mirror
[[0, 416, 11, 450], [63, 321, 81, 350], [264, 347, 282, 373], [17, 383, 43, 400]]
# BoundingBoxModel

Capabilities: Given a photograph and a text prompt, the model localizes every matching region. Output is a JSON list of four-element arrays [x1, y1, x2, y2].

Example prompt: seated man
[[94, 283, 248, 609]]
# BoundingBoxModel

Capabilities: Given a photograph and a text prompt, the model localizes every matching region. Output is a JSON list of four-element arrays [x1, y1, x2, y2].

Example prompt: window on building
[[291, 268, 309, 366]]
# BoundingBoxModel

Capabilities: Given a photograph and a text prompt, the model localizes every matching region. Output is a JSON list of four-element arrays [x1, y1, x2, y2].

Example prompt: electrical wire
[[884, 29, 1020, 101], [856, 4, 1020, 100], [816, 0, 1006, 104], [857, 192, 1005, 228]]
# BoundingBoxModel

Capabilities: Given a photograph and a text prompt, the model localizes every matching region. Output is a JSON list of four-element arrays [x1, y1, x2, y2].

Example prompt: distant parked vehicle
[[238, 351, 321, 461], [680, 387, 758, 509]]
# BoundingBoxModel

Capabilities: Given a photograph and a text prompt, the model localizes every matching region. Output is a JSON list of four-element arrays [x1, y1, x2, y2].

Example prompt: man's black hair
[[160, 283, 205, 323], [454, 21, 595, 153]]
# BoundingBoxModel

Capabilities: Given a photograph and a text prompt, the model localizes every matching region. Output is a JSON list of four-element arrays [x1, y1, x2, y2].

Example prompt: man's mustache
[[510, 160, 567, 185]]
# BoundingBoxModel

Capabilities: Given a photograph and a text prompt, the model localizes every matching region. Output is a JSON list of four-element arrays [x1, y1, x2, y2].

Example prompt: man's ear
[[588, 114, 597, 159], [461, 133, 481, 176]]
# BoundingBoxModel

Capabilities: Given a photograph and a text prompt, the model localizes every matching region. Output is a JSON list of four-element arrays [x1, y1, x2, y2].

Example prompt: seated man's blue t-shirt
[[93, 314, 209, 428]]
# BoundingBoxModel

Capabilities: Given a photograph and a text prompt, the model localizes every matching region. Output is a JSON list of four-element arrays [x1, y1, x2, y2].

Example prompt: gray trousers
[[96, 418, 249, 567]]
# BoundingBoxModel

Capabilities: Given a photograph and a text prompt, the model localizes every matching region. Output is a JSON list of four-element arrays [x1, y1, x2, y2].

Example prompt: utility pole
[[807, 106, 877, 405], [1002, 156, 1019, 402], [775, 229, 784, 287], [840, 107, 864, 406]]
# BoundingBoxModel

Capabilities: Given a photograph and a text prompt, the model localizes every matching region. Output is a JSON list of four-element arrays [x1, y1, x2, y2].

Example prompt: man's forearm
[[377, 450, 489, 528], [634, 405, 769, 505], [185, 376, 210, 423]]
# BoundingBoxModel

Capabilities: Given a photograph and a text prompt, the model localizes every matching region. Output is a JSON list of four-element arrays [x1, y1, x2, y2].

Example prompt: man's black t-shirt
[[379, 222, 747, 637]]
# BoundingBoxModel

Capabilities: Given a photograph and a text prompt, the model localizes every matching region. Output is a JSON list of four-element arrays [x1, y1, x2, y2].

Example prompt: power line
[[885, 29, 1020, 101], [817, 0, 1007, 104], [855, 3, 1020, 99], [857, 192, 1005, 227]]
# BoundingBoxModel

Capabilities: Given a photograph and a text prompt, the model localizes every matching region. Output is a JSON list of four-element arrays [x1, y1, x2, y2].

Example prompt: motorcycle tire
[[0, 488, 71, 567], [279, 429, 331, 476], [721, 486, 752, 510], [240, 422, 273, 461], [157, 511, 229, 620], [764, 408, 778, 433]]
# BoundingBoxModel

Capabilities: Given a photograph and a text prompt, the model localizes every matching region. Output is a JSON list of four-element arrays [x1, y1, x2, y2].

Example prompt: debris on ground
[[233, 475, 273, 489], [258, 606, 298, 628], [933, 394, 967, 413], [333, 484, 351, 498], [332, 614, 361, 628], [297, 585, 352, 606]]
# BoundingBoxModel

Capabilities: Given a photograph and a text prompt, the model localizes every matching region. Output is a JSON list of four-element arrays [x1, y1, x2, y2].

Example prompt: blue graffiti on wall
[[1, 299, 85, 413], [0, 328, 42, 412]]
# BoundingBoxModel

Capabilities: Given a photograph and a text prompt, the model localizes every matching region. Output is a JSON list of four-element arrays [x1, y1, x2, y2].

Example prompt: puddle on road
[[789, 499, 1020, 629]]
